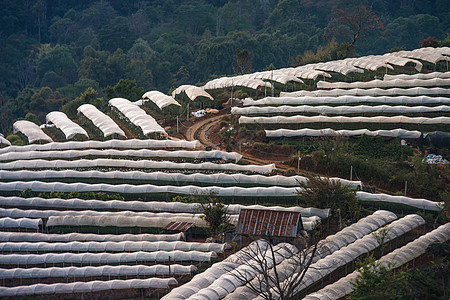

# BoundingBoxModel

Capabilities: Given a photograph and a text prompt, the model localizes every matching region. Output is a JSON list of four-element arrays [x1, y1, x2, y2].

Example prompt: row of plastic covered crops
[[233, 70, 450, 136], [0, 128, 351, 298], [162, 211, 450, 300], [6, 87, 216, 145], [10, 98, 165, 144]]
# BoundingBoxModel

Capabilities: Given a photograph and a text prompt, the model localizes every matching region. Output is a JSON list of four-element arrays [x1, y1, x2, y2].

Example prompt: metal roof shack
[[235, 209, 302, 238], [163, 222, 193, 232]]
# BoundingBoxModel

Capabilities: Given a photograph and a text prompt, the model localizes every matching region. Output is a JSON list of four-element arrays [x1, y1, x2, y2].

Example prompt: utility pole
[[271, 70, 274, 97], [297, 150, 300, 173], [187, 103, 189, 121], [404, 181, 408, 196], [176, 116, 179, 133], [350, 165, 353, 181]]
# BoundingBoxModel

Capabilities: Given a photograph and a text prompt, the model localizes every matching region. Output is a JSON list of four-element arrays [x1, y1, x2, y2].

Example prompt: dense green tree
[[36, 44, 77, 86], [384, 14, 444, 50], [98, 17, 136, 52], [175, 1, 216, 35], [297, 175, 359, 221], [41, 71, 65, 90], [80, 1, 117, 31], [60, 87, 104, 119], [78, 46, 113, 87], [24, 112, 41, 125], [57, 78, 100, 99], [127, 38, 155, 61], [104, 79, 145, 101], [49, 17, 81, 44]]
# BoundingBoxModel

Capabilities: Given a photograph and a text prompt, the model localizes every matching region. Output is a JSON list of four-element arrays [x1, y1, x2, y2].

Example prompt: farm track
[[187, 111, 403, 194]]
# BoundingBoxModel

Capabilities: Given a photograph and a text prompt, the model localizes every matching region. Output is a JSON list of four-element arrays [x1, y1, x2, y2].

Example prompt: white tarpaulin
[[317, 78, 450, 89], [303, 223, 450, 300], [203, 75, 271, 90], [0, 135, 10, 147], [172, 85, 214, 101], [12, 121, 53, 144], [77, 104, 126, 138], [46, 111, 89, 140], [0, 278, 178, 297], [0, 170, 360, 189], [0, 149, 242, 163], [0, 232, 183, 243], [0, 159, 273, 174], [46, 215, 208, 228], [280, 87, 450, 97], [0, 240, 227, 254], [266, 128, 422, 139], [239, 115, 450, 125], [243, 95, 450, 106], [232, 105, 450, 115], [357, 191, 444, 211], [108, 98, 167, 136], [0, 251, 217, 265], [392, 47, 450, 64], [168, 211, 397, 300], [0, 217, 41, 230], [0, 196, 332, 218], [0, 181, 299, 197], [237, 215, 424, 300], [0, 264, 195, 279], [0, 139, 201, 154], [142, 91, 181, 109], [384, 71, 450, 81]]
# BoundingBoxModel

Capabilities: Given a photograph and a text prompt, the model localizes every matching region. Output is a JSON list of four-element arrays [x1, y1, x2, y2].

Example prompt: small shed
[[235, 209, 303, 244], [163, 222, 193, 241]]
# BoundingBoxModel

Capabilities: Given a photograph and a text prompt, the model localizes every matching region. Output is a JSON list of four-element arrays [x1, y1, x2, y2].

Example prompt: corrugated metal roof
[[236, 209, 301, 238], [163, 222, 193, 232]]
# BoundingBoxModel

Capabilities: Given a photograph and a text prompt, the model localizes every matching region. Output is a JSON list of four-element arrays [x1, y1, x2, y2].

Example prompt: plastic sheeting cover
[[384, 71, 450, 81], [0, 160, 275, 175], [0, 170, 360, 189], [357, 191, 444, 211], [0, 196, 332, 218], [316, 78, 450, 89], [0, 278, 178, 297], [46, 111, 89, 140], [109, 98, 166, 136], [77, 104, 126, 138], [0, 139, 201, 154], [0, 251, 217, 265], [303, 223, 450, 300], [232, 105, 450, 115], [257, 214, 425, 300], [172, 85, 214, 101], [0, 264, 196, 279], [280, 87, 450, 97], [239, 115, 450, 125], [0, 149, 242, 163], [142, 91, 181, 109], [0, 181, 299, 197], [12, 120, 53, 144], [266, 128, 422, 139], [178, 211, 397, 300], [242, 95, 450, 106], [46, 214, 217, 228], [0, 232, 183, 243], [0, 217, 42, 230], [0, 135, 11, 147], [0, 240, 227, 254]]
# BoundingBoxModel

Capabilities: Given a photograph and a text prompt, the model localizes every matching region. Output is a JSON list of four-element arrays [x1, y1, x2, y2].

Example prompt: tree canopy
[[0, 0, 448, 133]]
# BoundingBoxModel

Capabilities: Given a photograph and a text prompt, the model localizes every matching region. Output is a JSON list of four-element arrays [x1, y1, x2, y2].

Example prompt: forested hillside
[[1, 0, 449, 132]]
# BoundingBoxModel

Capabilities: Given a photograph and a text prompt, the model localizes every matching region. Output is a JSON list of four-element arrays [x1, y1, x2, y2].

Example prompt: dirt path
[[185, 115, 223, 145]]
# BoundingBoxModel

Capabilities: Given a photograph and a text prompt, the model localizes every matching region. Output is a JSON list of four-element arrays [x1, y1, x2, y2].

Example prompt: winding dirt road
[[185, 115, 223, 146]]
